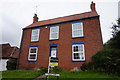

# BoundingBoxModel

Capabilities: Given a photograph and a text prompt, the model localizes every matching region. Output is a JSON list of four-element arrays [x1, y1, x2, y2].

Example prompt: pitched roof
[[24, 11, 99, 29], [1, 43, 19, 59], [12, 48, 20, 59]]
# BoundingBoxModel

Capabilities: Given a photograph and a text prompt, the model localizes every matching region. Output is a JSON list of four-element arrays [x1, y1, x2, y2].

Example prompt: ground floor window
[[28, 46, 38, 61], [72, 42, 85, 61]]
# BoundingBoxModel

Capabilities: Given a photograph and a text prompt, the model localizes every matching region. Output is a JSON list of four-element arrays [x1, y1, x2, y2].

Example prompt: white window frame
[[49, 25, 59, 40], [72, 44, 85, 61], [72, 21, 84, 38], [31, 28, 40, 42], [28, 47, 38, 61]]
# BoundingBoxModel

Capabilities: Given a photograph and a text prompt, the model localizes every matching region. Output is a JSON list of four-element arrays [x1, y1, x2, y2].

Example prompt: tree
[[111, 18, 120, 37], [105, 18, 120, 49]]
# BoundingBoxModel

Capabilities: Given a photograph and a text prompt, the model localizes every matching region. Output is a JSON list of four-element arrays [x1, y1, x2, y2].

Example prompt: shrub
[[40, 67, 48, 73], [92, 49, 120, 75], [6, 60, 17, 70], [82, 49, 120, 75], [80, 63, 88, 71], [52, 66, 62, 72]]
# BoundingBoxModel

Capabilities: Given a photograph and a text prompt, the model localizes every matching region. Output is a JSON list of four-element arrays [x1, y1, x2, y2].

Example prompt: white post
[[48, 57, 50, 73], [47, 57, 51, 80]]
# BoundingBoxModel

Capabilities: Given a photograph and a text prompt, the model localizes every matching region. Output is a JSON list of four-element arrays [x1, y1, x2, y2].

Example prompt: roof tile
[[24, 11, 98, 29]]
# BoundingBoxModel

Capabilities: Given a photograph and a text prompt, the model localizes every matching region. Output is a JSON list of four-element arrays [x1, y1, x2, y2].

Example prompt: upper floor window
[[31, 28, 40, 42], [49, 25, 59, 40], [72, 42, 85, 61], [72, 21, 83, 38], [28, 46, 38, 61]]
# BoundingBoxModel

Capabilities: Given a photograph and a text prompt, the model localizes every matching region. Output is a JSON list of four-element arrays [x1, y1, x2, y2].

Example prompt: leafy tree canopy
[[104, 18, 120, 49]]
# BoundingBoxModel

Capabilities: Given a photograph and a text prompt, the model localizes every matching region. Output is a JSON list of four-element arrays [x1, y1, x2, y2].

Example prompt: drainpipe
[[17, 30, 24, 70]]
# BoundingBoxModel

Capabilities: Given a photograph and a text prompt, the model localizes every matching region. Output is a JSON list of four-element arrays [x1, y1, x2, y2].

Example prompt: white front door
[[51, 47, 57, 57]]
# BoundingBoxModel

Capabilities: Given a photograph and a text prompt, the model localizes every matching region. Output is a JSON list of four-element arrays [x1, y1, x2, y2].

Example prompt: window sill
[[72, 36, 84, 39], [49, 39, 59, 41], [72, 60, 86, 62], [31, 41, 39, 43], [28, 60, 37, 62]]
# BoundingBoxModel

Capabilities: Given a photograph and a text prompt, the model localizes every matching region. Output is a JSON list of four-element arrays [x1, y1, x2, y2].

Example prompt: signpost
[[45, 73, 60, 80], [46, 57, 60, 80]]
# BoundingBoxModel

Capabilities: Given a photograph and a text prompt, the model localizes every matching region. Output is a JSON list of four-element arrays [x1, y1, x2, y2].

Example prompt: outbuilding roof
[[1, 43, 19, 59]]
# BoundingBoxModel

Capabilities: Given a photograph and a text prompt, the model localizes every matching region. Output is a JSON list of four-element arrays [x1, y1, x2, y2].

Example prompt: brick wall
[[19, 16, 103, 70]]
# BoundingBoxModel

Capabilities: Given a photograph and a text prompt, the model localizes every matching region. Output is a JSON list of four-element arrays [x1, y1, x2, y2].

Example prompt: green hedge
[[6, 60, 17, 70]]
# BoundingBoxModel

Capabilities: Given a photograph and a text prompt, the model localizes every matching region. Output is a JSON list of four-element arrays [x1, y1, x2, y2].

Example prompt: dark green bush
[[81, 49, 120, 75], [53, 66, 62, 72], [80, 63, 88, 71], [6, 60, 17, 70], [40, 67, 48, 73], [92, 49, 120, 75]]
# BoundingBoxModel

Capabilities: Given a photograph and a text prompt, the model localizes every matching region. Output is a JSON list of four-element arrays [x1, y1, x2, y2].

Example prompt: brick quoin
[[18, 2, 103, 70]]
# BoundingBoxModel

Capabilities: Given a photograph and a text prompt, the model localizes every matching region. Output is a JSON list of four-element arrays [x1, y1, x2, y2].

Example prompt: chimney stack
[[33, 14, 39, 23], [90, 1, 96, 11]]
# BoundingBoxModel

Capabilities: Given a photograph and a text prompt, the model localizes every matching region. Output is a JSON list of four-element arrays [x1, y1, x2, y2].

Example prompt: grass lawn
[[1, 70, 43, 80], [1, 70, 120, 80], [48, 71, 120, 80]]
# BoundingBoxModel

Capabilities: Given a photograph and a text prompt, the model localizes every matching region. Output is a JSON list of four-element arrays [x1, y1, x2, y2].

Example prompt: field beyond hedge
[[1, 70, 120, 80]]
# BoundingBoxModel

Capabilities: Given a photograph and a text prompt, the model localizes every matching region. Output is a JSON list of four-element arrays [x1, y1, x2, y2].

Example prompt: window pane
[[74, 53, 80, 59], [80, 53, 84, 59], [74, 46, 78, 52], [30, 54, 36, 59], [73, 31, 77, 37], [78, 45, 83, 51], [31, 36, 38, 41], [51, 33, 58, 38], [51, 27, 58, 32], [30, 48, 36, 53], [32, 30, 39, 35], [73, 29, 82, 37], [76, 30, 82, 36]]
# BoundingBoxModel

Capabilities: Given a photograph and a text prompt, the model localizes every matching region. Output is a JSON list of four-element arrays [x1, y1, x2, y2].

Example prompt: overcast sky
[[0, 0, 119, 48]]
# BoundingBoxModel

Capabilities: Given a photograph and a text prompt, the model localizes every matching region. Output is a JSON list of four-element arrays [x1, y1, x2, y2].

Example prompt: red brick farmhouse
[[18, 2, 103, 70]]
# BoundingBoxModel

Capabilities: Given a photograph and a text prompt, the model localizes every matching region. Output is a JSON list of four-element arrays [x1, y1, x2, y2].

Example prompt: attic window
[[49, 25, 59, 40], [72, 21, 84, 38], [28, 46, 38, 61], [31, 28, 40, 42]]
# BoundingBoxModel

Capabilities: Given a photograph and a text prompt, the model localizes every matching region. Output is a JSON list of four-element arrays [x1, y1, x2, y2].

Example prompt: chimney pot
[[90, 1, 96, 11], [33, 14, 39, 23]]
